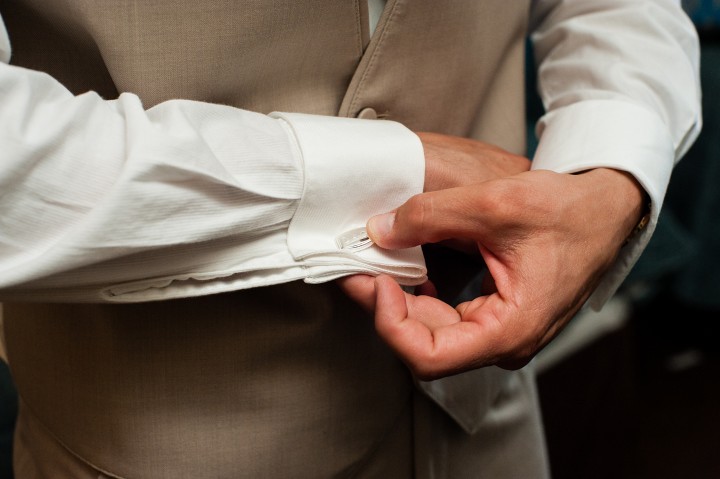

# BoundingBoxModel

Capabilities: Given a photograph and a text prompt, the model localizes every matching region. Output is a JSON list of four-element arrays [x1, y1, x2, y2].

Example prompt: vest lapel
[[340, 0, 530, 153]]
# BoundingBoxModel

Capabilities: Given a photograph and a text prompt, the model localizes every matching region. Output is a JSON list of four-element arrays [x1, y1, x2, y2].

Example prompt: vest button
[[356, 107, 378, 120]]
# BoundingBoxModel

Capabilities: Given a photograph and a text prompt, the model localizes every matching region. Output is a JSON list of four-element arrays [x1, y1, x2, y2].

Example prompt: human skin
[[339, 131, 644, 380]]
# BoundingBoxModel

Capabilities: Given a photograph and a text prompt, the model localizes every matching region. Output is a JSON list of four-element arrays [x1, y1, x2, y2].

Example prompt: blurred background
[[0, 2, 718, 478], [530, 1, 720, 477]]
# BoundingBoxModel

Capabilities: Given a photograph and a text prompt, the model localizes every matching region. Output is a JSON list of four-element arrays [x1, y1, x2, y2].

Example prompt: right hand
[[418, 131, 531, 255]]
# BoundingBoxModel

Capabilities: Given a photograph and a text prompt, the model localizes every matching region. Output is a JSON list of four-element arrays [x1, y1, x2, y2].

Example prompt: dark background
[[533, 2, 720, 477]]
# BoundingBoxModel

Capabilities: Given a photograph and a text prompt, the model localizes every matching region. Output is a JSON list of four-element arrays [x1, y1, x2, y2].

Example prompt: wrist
[[577, 168, 650, 246]]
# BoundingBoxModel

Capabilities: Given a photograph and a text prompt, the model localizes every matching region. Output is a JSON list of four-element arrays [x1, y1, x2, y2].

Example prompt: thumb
[[367, 190, 479, 250], [366, 210, 401, 248]]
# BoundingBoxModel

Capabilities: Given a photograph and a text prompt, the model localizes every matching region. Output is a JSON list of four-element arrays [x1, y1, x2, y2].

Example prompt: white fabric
[[0, 0, 702, 305], [277, 112, 425, 284], [529, 0, 702, 308]]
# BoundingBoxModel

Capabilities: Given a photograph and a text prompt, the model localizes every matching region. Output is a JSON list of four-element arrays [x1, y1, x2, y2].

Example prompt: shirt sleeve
[[0, 15, 426, 303], [528, 0, 702, 309]]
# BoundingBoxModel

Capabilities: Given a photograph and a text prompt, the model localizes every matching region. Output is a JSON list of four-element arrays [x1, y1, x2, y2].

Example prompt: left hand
[[340, 167, 645, 380]]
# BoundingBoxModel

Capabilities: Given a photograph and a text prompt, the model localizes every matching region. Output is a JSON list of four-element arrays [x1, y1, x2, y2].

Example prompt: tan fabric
[[14, 399, 110, 479], [14, 391, 415, 479], [4, 284, 415, 478], [339, 0, 528, 153], [0, 0, 544, 477], [1, 0, 528, 152]]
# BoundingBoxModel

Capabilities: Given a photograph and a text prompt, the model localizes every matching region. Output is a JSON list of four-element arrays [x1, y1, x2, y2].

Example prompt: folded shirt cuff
[[532, 99, 675, 308], [271, 112, 427, 286]]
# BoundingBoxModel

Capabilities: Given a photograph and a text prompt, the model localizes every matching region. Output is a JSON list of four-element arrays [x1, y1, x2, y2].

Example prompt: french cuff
[[532, 100, 675, 309], [270, 112, 427, 285]]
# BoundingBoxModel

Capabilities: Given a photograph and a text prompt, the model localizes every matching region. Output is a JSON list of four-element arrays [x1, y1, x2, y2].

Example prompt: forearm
[[0, 17, 426, 302]]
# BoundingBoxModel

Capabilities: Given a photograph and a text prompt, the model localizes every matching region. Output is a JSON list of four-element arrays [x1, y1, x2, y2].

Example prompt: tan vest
[[0, 1, 530, 477]]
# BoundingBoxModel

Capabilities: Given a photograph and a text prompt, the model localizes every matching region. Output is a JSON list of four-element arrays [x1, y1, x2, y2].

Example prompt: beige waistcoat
[[0, 1, 531, 477]]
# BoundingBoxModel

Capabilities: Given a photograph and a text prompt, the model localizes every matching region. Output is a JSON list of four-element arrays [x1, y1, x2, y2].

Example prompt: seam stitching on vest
[[354, 0, 363, 57], [16, 398, 128, 479], [348, 0, 401, 113]]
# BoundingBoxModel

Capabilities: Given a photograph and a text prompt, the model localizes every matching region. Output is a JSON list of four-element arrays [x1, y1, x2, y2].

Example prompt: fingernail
[[368, 212, 395, 240]]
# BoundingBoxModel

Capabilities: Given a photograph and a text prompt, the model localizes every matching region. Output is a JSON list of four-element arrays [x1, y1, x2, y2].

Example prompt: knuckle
[[505, 341, 539, 369], [494, 328, 541, 370], [411, 362, 442, 381], [406, 351, 443, 381], [401, 194, 443, 243]]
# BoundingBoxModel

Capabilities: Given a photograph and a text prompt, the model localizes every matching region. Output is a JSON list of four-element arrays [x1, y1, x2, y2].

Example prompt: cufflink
[[336, 227, 373, 252], [622, 199, 651, 247]]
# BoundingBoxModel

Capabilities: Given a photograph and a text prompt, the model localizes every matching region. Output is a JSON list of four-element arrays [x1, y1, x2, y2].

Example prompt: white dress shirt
[[0, 0, 701, 307]]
